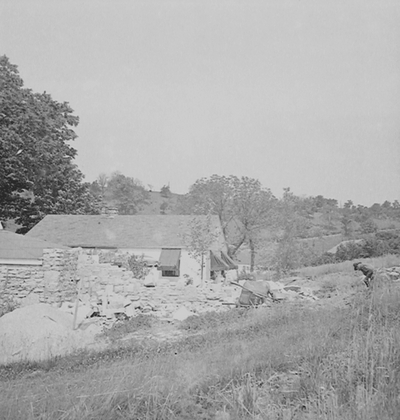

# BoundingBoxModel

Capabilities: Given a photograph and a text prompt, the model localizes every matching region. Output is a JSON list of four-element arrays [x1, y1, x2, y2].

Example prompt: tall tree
[[97, 173, 108, 197], [272, 188, 311, 273], [177, 174, 235, 238], [0, 56, 99, 232], [182, 214, 219, 284], [105, 172, 149, 214], [231, 176, 277, 271], [179, 174, 277, 268]]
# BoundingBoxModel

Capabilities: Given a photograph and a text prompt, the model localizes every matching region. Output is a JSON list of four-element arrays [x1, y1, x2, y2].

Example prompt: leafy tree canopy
[[160, 184, 171, 198], [178, 174, 277, 270], [177, 174, 235, 236], [90, 172, 150, 215], [0, 55, 100, 233]]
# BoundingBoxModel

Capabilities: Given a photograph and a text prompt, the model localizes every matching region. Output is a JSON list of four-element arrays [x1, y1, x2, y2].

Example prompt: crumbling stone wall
[[1, 247, 241, 319], [76, 251, 137, 300], [0, 264, 44, 312], [71, 249, 238, 318], [41, 249, 79, 304], [0, 248, 79, 312]]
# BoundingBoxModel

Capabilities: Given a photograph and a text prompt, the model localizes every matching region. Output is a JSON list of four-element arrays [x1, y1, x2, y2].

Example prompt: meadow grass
[[1, 271, 400, 419], [298, 254, 400, 278]]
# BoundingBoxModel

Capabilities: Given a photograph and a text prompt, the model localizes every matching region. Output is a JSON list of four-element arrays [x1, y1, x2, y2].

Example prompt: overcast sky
[[1, 0, 400, 206]]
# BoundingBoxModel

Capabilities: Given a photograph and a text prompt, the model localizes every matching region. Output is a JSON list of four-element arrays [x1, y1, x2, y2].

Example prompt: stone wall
[[41, 248, 79, 304], [76, 251, 138, 300], [0, 249, 80, 313], [70, 249, 241, 319], [0, 264, 43, 312], [1, 247, 242, 319]]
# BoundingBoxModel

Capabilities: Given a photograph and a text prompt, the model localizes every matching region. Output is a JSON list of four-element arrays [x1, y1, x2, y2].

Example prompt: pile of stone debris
[[58, 277, 319, 325], [0, 303, 106, 365], [0, 278, 320, 364]]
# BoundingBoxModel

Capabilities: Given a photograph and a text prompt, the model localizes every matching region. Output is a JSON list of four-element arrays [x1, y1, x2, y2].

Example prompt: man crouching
[[353, 262, 375, 288]]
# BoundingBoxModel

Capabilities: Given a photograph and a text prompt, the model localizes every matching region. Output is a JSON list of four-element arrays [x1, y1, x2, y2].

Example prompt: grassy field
[[298, 254, 400, 278], [2, 261, 400, 419]]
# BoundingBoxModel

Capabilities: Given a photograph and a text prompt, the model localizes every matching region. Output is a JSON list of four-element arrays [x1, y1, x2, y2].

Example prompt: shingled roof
[[26, 215, 226, 249], [0, 230, 68, 261]]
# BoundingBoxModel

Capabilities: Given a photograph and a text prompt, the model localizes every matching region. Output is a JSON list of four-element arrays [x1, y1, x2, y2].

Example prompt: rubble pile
[[59, 274, 319, 324], [0, 275, 321, 364], [0, 303, 105, 365]]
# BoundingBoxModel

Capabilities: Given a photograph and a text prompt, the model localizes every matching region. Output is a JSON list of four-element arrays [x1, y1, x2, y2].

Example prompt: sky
[[1, 0, 400, 207]]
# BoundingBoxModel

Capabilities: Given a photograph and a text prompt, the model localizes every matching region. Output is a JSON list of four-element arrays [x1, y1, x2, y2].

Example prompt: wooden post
[[201, 253, 204, 287], [72, 278, 82, 330]]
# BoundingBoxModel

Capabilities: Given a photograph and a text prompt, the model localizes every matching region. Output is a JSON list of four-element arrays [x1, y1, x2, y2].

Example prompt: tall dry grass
[[2, 272, 400, 419], [298, 254, 400, 278]]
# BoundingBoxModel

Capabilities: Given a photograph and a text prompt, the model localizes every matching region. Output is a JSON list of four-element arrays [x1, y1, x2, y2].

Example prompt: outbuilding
[[26, 214, 236, 283]]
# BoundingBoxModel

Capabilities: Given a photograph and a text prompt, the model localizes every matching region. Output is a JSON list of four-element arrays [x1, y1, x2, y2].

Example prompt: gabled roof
[[26, 215, 226, 250], [0, 230, 68, 260]]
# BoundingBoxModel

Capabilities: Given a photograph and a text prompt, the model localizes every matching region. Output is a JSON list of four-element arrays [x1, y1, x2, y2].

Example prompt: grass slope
[[2, 255, 400, 419]]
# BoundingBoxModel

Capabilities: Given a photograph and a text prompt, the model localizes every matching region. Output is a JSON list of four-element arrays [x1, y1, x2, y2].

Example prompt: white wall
[[117, 248, 210, 284]]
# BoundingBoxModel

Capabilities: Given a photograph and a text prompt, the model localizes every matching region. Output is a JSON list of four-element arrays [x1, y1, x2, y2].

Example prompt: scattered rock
[[125, 305, 137, 317], [172, 307, 196, 321], [283, 285, 301, 292]]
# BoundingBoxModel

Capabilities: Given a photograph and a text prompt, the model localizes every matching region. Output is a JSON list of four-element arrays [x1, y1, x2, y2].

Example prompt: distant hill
[[136, 191, 182, 215]]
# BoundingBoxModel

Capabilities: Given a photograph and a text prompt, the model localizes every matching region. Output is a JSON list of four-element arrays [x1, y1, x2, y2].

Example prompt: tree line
[[2, 56, 399, 272], [89, 172, 150, 215]]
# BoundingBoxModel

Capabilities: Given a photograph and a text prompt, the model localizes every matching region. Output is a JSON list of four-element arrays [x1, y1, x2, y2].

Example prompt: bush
[[335, 241, 367, 260], [127, 254, 150, 279], [309, 231, 400, 266], [360, 218, 378, 234]]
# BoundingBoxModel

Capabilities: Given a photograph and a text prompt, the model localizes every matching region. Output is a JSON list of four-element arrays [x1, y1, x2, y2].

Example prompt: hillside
[[3, 255, 400, 419], [136, 191, 181, 215]]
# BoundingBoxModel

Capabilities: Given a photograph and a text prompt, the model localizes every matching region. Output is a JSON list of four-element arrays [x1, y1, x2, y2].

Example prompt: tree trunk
[[229, 234, 246, 258], [249, 238, 255, 272], [201, 253, 204, 286]]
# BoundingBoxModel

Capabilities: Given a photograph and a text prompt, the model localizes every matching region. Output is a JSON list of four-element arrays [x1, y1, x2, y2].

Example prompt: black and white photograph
[[1, 1, 400, 418]]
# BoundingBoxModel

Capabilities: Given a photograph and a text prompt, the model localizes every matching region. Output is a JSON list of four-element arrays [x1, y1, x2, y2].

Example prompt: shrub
[[360, 218, 378, 234], [127, 254, 150, 279], [309, 231, 400, 266], [335, 241, 367, 260]]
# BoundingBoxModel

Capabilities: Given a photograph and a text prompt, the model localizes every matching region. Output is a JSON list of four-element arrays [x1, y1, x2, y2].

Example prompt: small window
[[162, 269, 179, 277], [158, 248, 181, 278]]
